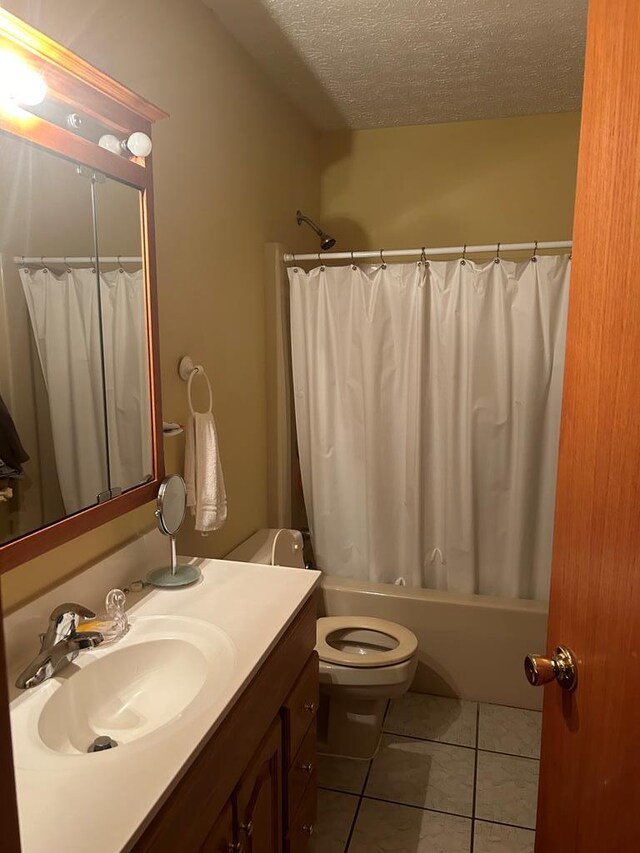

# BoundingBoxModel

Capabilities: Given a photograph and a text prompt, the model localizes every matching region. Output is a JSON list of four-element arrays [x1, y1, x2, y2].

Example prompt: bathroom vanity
[[135, 604, 319, 852], [136, 612, 318, 852], [6, 542, 321, 852]]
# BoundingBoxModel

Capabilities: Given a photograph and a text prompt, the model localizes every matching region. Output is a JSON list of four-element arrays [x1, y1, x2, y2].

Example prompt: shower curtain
[[289, 256, 570, 599], [19, 266, 151, 514]]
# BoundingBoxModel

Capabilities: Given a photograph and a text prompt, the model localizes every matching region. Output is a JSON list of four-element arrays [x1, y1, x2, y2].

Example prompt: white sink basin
[[24, 615, 235, 759]]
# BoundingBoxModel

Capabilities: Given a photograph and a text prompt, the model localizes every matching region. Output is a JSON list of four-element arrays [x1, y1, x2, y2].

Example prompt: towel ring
[[187, 365, 213, 416]]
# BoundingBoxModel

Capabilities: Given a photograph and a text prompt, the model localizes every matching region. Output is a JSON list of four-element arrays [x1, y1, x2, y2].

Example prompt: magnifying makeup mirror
[[146, 475, 201, 588]]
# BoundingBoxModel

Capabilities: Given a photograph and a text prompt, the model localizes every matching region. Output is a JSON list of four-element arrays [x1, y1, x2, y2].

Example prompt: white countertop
[[8, 557, 320, 853]]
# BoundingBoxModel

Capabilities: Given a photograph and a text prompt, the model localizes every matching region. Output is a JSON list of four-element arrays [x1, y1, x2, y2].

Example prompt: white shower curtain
[[289, 256, 570, 599], [19, 267, 151, 514]]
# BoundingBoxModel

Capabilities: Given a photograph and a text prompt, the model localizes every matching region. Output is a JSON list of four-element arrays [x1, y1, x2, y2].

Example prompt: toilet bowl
[[226, 528, 419, 760], [316, 615, 418, 758]]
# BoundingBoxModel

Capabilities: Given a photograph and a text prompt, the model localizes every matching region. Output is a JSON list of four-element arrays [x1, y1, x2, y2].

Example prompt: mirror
[[155, 474, 187, 536], [0, 132, 154, 549], [147, 475, 201, 588], [0, 133, 107, 545], [92, 174, 153, 495]]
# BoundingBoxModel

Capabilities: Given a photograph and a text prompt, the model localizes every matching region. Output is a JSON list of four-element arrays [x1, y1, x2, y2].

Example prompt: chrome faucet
[[16, 602, 104, 689]]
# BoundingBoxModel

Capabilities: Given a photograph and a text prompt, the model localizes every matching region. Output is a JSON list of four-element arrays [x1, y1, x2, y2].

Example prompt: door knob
[[524, 645, 577, 692]]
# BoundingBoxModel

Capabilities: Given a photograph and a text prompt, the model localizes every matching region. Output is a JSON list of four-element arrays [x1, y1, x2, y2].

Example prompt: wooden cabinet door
[[536, 1, 640, 850], [201, 801, 234, 853], [236, 718, 282, 853]]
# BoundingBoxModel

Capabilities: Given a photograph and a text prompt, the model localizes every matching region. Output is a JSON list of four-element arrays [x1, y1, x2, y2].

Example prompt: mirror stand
[[147, 475, 201, 588]]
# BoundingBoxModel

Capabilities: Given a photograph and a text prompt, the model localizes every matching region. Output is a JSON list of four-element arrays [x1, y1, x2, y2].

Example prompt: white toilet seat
[[316, 616, 418, 668]]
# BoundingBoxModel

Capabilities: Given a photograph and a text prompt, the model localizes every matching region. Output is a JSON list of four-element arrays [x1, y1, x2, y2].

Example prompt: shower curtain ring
[[531, 241, 538, 262], [117, 255, 125, 272], [495, 242, 501, 264], [461, 244, 467, 265], [351, 251, 357, 270], [380, 249, 387, 269], [318, 251, 325, 272], [420, 247, 427, 266]]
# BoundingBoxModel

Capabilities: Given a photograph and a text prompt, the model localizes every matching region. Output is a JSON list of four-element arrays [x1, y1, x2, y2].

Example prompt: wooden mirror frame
[[0, 9, 168, 573]]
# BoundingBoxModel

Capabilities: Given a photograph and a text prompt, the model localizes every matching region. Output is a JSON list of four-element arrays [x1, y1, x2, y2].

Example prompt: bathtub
[[318, 575, 546, 711], [226, 529, 547, 711]]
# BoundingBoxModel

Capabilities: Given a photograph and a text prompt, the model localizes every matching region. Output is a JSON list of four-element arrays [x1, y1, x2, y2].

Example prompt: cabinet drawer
[[287, 720, 317, 824], [285, 775, 317, 853], [283, 652, 319, 763]]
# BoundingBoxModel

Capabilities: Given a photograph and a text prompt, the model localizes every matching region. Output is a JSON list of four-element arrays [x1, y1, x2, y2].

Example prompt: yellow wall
[[320, 112, 581, 252], [1, 0, 320, 611]]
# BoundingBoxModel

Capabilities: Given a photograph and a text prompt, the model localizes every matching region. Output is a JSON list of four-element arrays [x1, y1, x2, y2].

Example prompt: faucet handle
[[48, 602, 95, 622], [41, 603, 96, 649]]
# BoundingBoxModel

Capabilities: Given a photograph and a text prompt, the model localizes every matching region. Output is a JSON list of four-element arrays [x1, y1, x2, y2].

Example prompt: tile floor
[[312, 692, 541, 853]]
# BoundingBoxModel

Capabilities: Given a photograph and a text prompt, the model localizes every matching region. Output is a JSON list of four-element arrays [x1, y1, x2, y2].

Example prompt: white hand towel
[[184, 411, 227, 534]]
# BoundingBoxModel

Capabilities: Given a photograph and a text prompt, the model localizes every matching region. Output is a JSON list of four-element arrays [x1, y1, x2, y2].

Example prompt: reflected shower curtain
[[19, 267, 151, 514], [289, 256, 570, 599], [98, 269, 152, 493]]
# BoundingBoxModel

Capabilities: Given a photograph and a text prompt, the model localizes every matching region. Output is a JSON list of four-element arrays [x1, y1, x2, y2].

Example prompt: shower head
[[296, 210, 336, 252]]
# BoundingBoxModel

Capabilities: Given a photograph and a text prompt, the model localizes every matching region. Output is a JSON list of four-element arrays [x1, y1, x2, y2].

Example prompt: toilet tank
[[225, 528, 306, 569]]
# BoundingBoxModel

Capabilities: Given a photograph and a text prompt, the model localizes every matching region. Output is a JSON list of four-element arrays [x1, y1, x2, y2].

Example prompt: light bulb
[[0, 50, 47, 106], [126, 131, 152, 157], [98, 133, 124, 155]]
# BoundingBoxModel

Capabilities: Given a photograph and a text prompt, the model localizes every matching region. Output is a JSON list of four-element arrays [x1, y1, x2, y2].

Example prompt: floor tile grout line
[[343, 701, 389, 853], [361, 793, 473, 822], [381, 728, 477, 751], [476, 699, 543, 714], [382, 726, 540, 761], [360, 794, 536, 832], [343, 756, 374, 852], [477, 747, 541, 763], [318, 788, 536, 837], [394, 692, 542, 716], [474, 817, 537, 833], [470, 701, 480, 853], [318, 784, 361, 795]]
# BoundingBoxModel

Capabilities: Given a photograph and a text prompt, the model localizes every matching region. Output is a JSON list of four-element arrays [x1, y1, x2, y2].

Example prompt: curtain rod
[[283, 240, 572, 263], [14, 256, 142, 265]]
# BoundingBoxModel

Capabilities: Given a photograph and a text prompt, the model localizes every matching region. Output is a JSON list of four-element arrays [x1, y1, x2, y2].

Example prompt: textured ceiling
[[202, 0, 587, 130]]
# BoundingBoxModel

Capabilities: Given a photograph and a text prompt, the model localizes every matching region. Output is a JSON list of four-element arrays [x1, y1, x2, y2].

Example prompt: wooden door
[[236, 718, 282, 853], [536, 1, 640, 850]]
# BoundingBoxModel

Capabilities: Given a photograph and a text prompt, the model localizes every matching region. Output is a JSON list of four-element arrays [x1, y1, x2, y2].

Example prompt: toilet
[[226, 528, 418, 760]]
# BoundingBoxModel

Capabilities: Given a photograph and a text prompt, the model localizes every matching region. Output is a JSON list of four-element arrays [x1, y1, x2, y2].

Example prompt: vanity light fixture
[[98, 133, 123, 154], [65, 112, 83, 130], [126, 130, 153, 157], [0, 49, 47, 106], [99, 130, 153, 158]]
